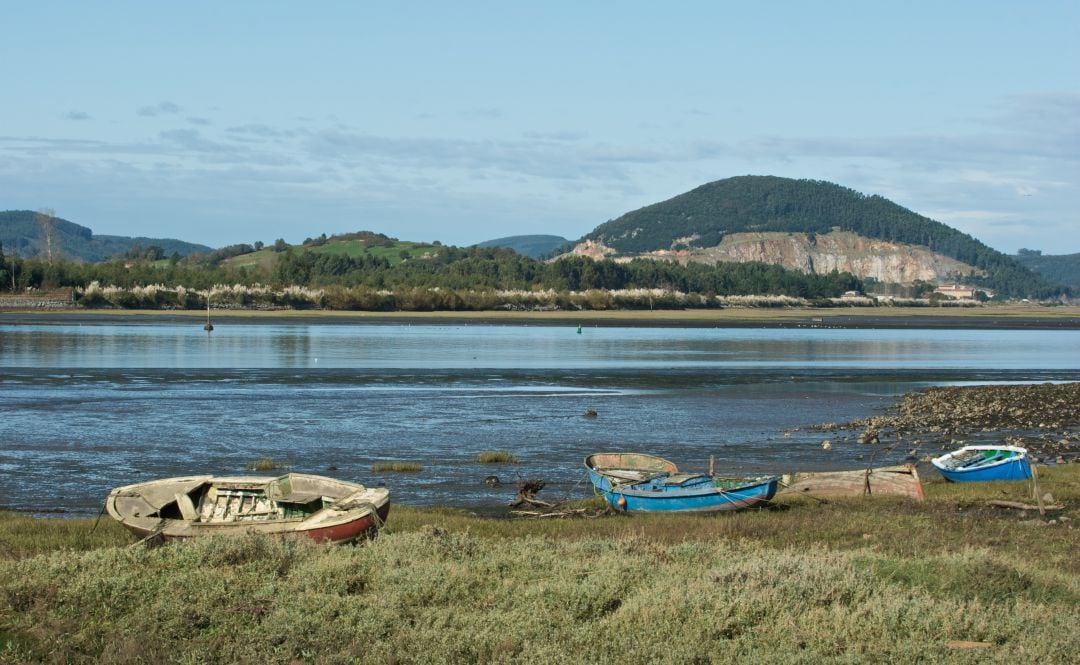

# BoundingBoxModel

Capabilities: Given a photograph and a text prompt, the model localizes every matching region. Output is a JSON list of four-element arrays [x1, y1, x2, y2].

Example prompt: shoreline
[[3, 304, 1080, 329]]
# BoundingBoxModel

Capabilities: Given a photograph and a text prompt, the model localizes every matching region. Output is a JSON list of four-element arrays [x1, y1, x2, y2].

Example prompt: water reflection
[[1, 324, 1078, 369]]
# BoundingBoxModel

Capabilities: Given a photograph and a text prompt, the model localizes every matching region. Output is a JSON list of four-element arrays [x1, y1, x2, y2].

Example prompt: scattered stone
[[583, 409, 598, 418], [821, 440, 832, 451], [484, 475, 501, 487]]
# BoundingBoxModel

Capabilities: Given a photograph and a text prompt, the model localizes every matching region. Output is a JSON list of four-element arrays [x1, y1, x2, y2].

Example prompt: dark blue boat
[[931, 445, 1032, 482], [585, 453, 779, 513]]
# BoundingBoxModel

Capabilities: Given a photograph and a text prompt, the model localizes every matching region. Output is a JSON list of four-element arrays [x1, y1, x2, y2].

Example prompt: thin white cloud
[[137, 101, 181, 117], [65, 111, 90, 121]]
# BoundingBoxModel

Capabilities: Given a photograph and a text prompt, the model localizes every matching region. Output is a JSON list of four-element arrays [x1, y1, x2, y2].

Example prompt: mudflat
[[2, 304, 1080, 329]]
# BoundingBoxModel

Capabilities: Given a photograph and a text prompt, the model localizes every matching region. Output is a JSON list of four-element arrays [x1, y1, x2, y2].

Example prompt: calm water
[[2, 322, 1079, 515]]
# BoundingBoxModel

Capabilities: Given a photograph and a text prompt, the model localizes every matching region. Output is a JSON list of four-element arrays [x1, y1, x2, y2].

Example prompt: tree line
[[0, 242, 865, 310]]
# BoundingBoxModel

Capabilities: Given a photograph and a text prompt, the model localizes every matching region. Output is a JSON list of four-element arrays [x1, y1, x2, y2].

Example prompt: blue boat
[[931, 445, 1032, 482], [585, 453, 779, 513]]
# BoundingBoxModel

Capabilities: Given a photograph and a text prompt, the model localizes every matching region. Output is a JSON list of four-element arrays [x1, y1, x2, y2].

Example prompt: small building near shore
[[934, 284, 993, 300]]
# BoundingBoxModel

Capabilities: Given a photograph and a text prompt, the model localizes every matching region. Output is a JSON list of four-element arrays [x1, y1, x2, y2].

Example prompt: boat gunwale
[[930, 445, 1030, 474]]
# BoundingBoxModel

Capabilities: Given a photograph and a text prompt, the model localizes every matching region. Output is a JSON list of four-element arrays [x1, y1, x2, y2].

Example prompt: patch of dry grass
[[371, 461, 423, 473], [476, 450, 519, 464]]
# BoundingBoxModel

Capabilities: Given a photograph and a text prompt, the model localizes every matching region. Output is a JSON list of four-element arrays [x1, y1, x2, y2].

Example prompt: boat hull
[[588, 466, 778, 513], [780, 465, 924, 500], [931, 446, 1032, 483], [107, 473, 390, 544]]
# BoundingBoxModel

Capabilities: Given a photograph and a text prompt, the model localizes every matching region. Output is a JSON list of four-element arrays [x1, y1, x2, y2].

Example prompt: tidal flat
[[4, 303, 1080, 329]]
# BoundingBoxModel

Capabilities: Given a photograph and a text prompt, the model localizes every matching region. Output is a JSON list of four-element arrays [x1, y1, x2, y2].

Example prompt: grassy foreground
[[1, 467, 1078, 664]]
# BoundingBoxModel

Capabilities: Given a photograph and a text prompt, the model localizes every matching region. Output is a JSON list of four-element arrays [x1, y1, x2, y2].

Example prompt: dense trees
[[4, 241, 867, 310]]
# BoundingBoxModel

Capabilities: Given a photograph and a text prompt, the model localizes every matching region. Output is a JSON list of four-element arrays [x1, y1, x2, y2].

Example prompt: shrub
[[476, 451, 519, 464], [371, 462, 423, 473]]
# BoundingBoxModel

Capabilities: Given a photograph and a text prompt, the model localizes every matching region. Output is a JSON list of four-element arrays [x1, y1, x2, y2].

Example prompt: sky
[[1, 1, 1078, 254]]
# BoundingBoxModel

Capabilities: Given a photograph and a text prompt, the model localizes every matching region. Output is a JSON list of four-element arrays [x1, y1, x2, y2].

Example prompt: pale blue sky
[[2, 1, 1077, 253]]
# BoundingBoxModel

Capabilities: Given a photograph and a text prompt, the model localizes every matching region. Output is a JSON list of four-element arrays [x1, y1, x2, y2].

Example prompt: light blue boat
[[931, 445, 1032, 482], [585, 453, 779, 513]]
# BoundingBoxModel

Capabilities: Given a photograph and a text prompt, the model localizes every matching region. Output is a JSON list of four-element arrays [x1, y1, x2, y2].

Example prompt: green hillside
[[220, 231, 439, 272], [473, 234, 569, 259], [1014, 249, 1080, 290], [583, 176, 1061, 298], [0, 210, 211, 262]]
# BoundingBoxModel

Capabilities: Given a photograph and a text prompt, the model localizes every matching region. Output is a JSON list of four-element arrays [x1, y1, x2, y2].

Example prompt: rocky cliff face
[[569, 230, 980, 285]]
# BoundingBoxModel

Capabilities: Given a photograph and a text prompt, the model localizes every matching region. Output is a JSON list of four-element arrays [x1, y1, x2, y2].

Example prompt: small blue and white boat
[[585, 453, 779, 513], [931, 445, 1032, 483]]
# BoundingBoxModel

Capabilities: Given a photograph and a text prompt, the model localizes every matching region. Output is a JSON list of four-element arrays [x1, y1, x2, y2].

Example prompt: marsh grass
[[1, 465, 1078, 663], [476, 450, 519, 464], [371, 461, 423, 473], [245, 457, 285, 472]]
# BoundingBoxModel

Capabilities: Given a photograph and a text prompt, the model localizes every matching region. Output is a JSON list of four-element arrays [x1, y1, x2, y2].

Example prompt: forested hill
[[582, 176, 1060, 298], [1014, 249, 1080, 291], [473, 234, 568, 259], [0, 210, 211, 262]]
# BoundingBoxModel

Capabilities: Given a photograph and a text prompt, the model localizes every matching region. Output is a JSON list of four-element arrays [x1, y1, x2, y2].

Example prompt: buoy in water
[[576, 325, 582, 334]]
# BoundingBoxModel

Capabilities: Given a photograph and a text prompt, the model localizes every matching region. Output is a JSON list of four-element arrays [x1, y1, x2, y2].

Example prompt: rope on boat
[[776, 478, 829, 504], [87, 500, 109, 539]]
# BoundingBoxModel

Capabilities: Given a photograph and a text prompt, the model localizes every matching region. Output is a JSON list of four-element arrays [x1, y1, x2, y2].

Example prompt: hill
[[219, 231, 441, 274], [576, 176, 1061, 298], [1014, 249, 1080, 290], [0, 210, 211, 262], [473, 234, 568, 259]]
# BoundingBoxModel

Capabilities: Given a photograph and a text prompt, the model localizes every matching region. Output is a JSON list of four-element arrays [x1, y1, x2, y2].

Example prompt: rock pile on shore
[[816, 382, 1080, 464]]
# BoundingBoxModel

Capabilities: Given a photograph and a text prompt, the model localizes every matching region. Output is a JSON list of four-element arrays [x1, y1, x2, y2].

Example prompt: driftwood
[[945, 640, 993, 650], [509, 508, 592, 519], [987, 499, 1064, 512], [509, 479, 553, 509]]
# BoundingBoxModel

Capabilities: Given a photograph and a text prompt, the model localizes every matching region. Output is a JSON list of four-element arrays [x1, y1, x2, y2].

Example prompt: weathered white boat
[[106, 473, 389, 544], [780, 465, 924, 500]]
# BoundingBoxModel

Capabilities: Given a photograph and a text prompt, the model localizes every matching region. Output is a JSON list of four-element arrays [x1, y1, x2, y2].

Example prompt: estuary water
[[2, 321, 1079, 515]]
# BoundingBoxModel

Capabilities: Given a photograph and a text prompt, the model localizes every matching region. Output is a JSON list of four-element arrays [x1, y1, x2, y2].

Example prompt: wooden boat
[[584, 452, 679, 484], [586, 453, 778, 513], [779, 465, 924, 501], [931, 445, 1031, 482], [106, 473, 390, 543]]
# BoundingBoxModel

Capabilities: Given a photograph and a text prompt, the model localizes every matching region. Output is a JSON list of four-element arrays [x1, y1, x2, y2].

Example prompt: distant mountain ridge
[[0, 210, 211, 262], [573, 176, 1060, 298], [1013, 249, 1080, 290], [473, 234, 568, 259]]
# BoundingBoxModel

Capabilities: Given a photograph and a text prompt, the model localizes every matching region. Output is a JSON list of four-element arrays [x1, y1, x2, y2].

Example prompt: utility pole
[[37, 208, 57, 264]]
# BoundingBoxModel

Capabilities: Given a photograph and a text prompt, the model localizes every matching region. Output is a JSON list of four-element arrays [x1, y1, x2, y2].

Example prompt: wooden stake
[[1032, 464, 1045, 516]]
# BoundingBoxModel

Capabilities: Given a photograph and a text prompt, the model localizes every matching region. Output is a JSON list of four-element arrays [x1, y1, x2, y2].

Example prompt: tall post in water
[[204, 290, 214, 332]]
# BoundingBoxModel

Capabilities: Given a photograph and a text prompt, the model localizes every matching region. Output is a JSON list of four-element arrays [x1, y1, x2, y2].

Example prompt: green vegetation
[[4, 247, 865, 311], [245, 457, 286, 472], [476, 451, 519, 464], [371, 462, 423, 473], [0, 209, 211, 263], [586, 176, 1064, 298], [1, 466, 1078, 662], [1015, 248, 1080, 291]]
